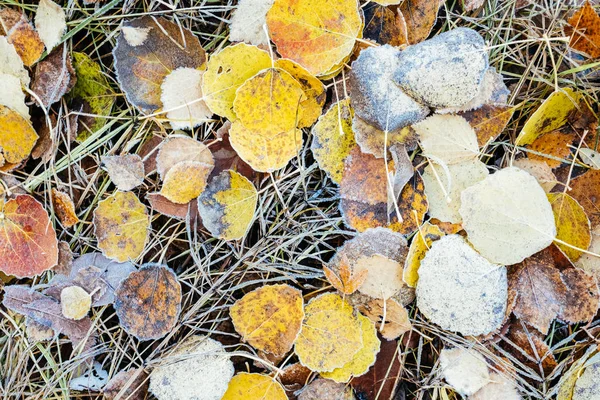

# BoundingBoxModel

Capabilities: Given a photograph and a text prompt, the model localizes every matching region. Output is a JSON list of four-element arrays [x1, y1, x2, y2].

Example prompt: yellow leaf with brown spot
[[160, 160, 213, 204], [156, 135, 214, 179], [516, 88, 582, 146], [222, 373, 287, 400], [0, 105, 38, 165], [230, 284, 303, 357], [197, 170, 257, 240], [51, 189, 79, 228], [310, 99, 357, 184], [295, 293, 363, 372], [266, 0, 363, 76], [548, 192, 592, 261], [404, 222, 445, 287], [93, 191, 149, 262], [1, 10, 44, 66], [528, 130, 575, 169]]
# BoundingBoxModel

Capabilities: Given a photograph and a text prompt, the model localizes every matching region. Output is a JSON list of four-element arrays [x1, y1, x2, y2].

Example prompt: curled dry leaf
[[439, 347, 490, 396], [403, 222, 445, 287], [566, 2, 600, 59], [113, 16, 206, 113], [93, 191, 149, 262], [298, 378, 354, 400], [103, 367, 149, 400], [60, 285, 91, 320], [32, 44, 76, 107], [0, 105, 38, 167], [160, 160, 213, 204], [149, 335, 234, 400], [35, 0, 66, 51], [1, 9, 44, 67], [230, 284, 303, 357], [460, 167, 557, 265], [51, 188, 79, 228], [114, 263, 182, 340], [547, 192, 591, 261], [228, 0, 274, 46], [358, 297, 412, 340], [101, 154, 145, 191], [160, 67, 212, 130], [0, 194, 58, 278], [416, 234, 508, 336], [221, 373, 287, 400]]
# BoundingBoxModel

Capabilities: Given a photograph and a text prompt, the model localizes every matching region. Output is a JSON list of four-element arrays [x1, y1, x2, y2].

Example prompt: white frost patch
[[69, 362, 109, 391], [229, 0, 274, 46], [122, 26, 152, 47], [439, 347, 490, 396], [0, 37, 30, 87], [35, 0, 67, 51], [0, 74, 29, 120]]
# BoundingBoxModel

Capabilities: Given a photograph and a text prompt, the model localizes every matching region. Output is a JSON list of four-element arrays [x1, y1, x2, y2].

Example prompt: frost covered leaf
[[0, 194, 58, 278], [60, 286, 91, 320], [35, 0, 66, 51], [362, 4, 404, 46], [69, 362, 108, 391], [547, 193, 591, 261], [295, 293, 363, 372], [416, 234, 508, 336], [101, 154, 145, 191], [298, 378, 354, 400], [321, 314, 380, 383], [31, 45, 76, 107], [470, 373, 522, 400], [0, 36, 30, 86], [156, 135, 214, 179], [266, 0, 363, 76], [202, 43, 271, 120], [460, 104, 514, 147], [160, 67, 212, 130], [113, 16, 206, 113], [197, 170, 257, 240], [103, 368, 148, 400], [373, 0, 400, 4], [0, 73, 28, 120], [558, 267, 599, 325], [422, 160, 489, 223], [512, 158, 556, 192], [350, 45, 428, 132], [569, 170, 600, 227], [51, 189, 79, 228], [397, 0, 442, 45], [580, 148, 600, 169], [358, 297, 412, 340], [146, 193, 197, 221], [230, 284, 303, 357], [459, 167, 557, 265], [566, 2, 600, 59], [571, 360, 600, 400], [1, 10, 44, 67], [210, 122, 255, 179], [394, 28, 488, 108], [323, 257, 368, 295], [222, 373, 287, 400], [228, 0, 273, 46], [114, 263, 182, 340], [413, 114, 479, 165], [149, 335, 234, 400], [352, 115, 417, 158], [439, 347, 490, 396], [160, 160, 213, 204], [403, 222, 445, 287], [516, 88, 582, 146], [93, 191, 149, 262], [310, 99, 357, 184], [0, 105, 38, 166]]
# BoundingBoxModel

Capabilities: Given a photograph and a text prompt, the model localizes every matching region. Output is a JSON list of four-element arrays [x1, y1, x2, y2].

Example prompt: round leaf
[[222, 373, 287, 400], [0, 105, 38, 165]]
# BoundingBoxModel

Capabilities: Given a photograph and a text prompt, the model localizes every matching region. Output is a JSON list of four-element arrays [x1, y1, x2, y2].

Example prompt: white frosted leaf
[[439, 347, 490, 396], [160, 68, 213, 130], [35, 0, 67, 51], [229, 0, 274, 46], [414, 114, 479, 165]]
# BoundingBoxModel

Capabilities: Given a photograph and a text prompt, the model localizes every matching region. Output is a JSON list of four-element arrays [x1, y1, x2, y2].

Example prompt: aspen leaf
[[222, 373, 287, 400], [60, 286, 91, 321], [459, 167, 557, 265], [569, 170, 600, 228], [202, 43, 271, 120], [0, 73, 28, 120], [516, 88, 582, 146], [471, 373, 522, 400], [460, 104, 514, 148], [103, 368, 149, 400], [528, 130, 575, 169], [230, 284, 303, 357], [209, 122, 255, 179], [580, 148, 600, 169], [505, 322, 557, 375], [160, 67, 212, 130], [0, 105, 38, 165], [228, 0, 274, 46], [31, 45, 76, 107], [557, 347, 600, 400], [0, 36, 30, 86], [0, 194, 58, 278], [577, 226, 600, 281], [160, 160, 213, 204], [323, 256, 368, 295], [373, 0, 400, 4], [403, 222, 445, 287], [559, 267, 599, 325], [352, 115, 418, 158], [149, 335, 234, 400], [114, 263, 182, 340], [547, 192, 591, 261], [113, 16, 206, 113], [1, 11, 44, 67], [310, 99, 357, 184], [416, 235, 508, 336], [101, 154, 145, 191], [321, 314, 380, 383], [299, 379, 354, 400], [512, 158, 557, 192], [362, 4, 405, 46], [294, 293, 363, 372], [35, 0, 66, 51], [566, 2, 600, 59], [146, 193, 198, 221], [156, 135, 214, 179], [266, 0, 363, 76], [93, 191, 149, 262], [197, 170, 258, 240], [439, 347, 490, 396], [357, 297, 412, 340], [398, 0, 442, 45], [51, 189, 79, 228], [350, 338, 403, 399]]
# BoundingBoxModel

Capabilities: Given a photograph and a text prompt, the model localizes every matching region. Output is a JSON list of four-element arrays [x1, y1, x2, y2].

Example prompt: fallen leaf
[[566, 1, 600, 59], [324, 255, 368, 295], [398, 0, 441, 45], [294, 293, 363, 372], [0, 105, 38, 165], [26, 318, 55, 342], [558, 267, 599, 324], [580, 148, 600, 169], [60, 285, 91, 320], [403, 222, 445, 287], [505, 321, 558, 375], [439, 347, 490, 396], [547, 192, 591, 261], [358, 297, 412, 340], [103, 368, 149, 400], [577, 226, 600, 281], [209, 122, 255, 179], [114, 263, 182, 340], [54, 240, 73, 275], [528, 130, 575, 169], [557, 346, 600, 400], [156, 135, 214, 179], [31, 44, 76, 108], [352, 115, 418, 158], [51, 189, 79, 228], [222, 373, 287, 400], [160, 67, 212, 130], [228, 0, 273, 46], [101, 154, 145, 191], [0, 73, 28, 120], [470, 372, 522, 400], [512, 158, 557, 192], [569, 169, 600, 228], [113, 16, 206, 113], [0, 36, 30, 86], [93, 191, 149, 262], [1, 10, 44, 67], [35, 0, 66, 51], [351, 338, 402, 399], [299, 378, 354, 400], [460, 167, 557, 265], [362, 4, 404, 46], [0, 194, 58, 277], [266, 0, 363, 76], [463, 0, 485, 11], [461, 104, 514, 147], [146, 193, 197, 220], [197, 169, 257, 240], [416, 234, 508, 336], [160, 160, 213, 204]]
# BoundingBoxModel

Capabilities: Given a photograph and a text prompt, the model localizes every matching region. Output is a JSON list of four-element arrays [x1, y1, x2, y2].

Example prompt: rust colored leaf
[[358, 298, 412, 340], [569, 169, 600, 228], [208, 122, 255, 180], [558, 267, 599, 324], [323, 255, 369, 295], [351, 338, 402, 400], [146, 193, 198, 221], [31, 44, 76, 108], [460, 104, 514, 147], [363, 4, 404, 46], [103, 368, 149, 400], [51, 189, 79, 228], [566, 1, 600, 59], [505, 321, 557, 376], [114, 263, 182, 340], [397, 0, 442, 45], [528, 130, 575, 169]]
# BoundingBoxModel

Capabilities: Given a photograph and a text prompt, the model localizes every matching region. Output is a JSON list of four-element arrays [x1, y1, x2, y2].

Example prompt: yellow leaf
[[222, 373, 287, 400], [51, 189, 79, 228], [0, 105, 38, 165], [266, 0, 363, 76], [310, 99, 357, 184], [160, 161, 213, 204], [295, 293, 363, 372], [1, 11, 44, 67], [156, 135, 214, 179], [197, 170, 258, 240], [516, 88, 582, 146], [60, 286, 91, 320], [547, 192, 591, 262], [321, 313, 380, 382], [93, 191, 149, 262], [202, 43, 272, 120], [230, 284, 303, 357], [404, 222, 445, 287]]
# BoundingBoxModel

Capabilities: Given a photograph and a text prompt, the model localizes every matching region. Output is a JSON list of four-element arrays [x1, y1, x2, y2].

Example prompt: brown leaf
[[528, 130, 575, 169], [298, 378, 354, 400], [54, 240, 73, 275], [279, 363, 312, 394], [52, 188, 79, 228], [569, 169, 600, 228], [566, 1, 600, 59], [358, 298, 412, 340], [32, 44, 76, 108], [558, 267, 599, 324], [460, 104, 514, 148], [208, 122, 255, 180], [397, 0, 442, 45], [362, 4, 404, 46], [103, 368, 149, 400], [101, 154, 145, 191], [146, 193, 199, 221], [323, 255, 368, 295], [504, 321, 557, 376], [351, 338, 403, 399], [32, 115, 57, 162]]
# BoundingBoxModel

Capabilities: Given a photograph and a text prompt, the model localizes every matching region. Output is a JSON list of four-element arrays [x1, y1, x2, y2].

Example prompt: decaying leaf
[[160, 67, 212, 130], [51, 189, 79, 228], [230, 284, 303, 357], [528, 130, 576, 169], [103, 368, 149, 400], [0, 194, 58, 278], [294, 293, 363, 372], [160, 160, 213, 204], [114, 263, 182, 340], [352, 115, 417, 158], [547, 192, 591, 261], [60, 285, 91, 320], [323, 256, 368, 295], [222, 373, 287, 400], [266, 0, 363, 76], [101, 154, 145, 191], [1, 10, 44, 67], [403, 222, 445, 287], [569, 170, 600, 228], [146, 193, 198, 221], [197, 170, 257, 240], [566, 2, 600, 59], [149, 335, 234, 400], [416, 234, 508, 336], [93, 191, 149, 262], [398, 0, 442, 45], [358, 297, 412, 340], [505, 322, 557, 375], [31, 44, 76, 107], [209, 122, 255, 179], [439, 347, 490, 396], [512, 158, 557, 192], [35, 0, 66, 51], [113, 16, 206, 113], [460, 167, 557, 265], [461, 104, 514, 147], [299, 378, 354, 400], [558, 267, 599, 325], [577, 226, 600, 281], [0, 105, 38, 166]]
